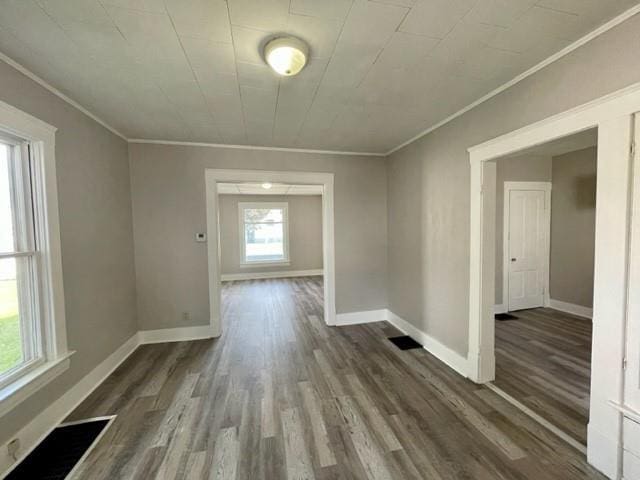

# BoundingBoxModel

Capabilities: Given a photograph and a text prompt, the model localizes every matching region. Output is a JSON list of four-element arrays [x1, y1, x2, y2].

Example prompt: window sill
[[0, 351, 74, 418], [240, 261, 291, 268]]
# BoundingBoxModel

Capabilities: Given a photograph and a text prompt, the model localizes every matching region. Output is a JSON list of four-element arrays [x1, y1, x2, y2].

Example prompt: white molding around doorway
[[502, 181, 552, 311], [205, 169, 336, 334], [468, 81, 640, 480]]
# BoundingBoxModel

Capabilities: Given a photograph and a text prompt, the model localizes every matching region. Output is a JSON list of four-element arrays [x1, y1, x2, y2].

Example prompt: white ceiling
[[0, 0, 636, 154], [217, 182, 323, 195]]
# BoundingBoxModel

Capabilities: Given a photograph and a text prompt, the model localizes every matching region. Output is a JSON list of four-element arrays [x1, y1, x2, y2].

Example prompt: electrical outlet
[[8, 438, 19, 459], [182, 312, 190, 322]]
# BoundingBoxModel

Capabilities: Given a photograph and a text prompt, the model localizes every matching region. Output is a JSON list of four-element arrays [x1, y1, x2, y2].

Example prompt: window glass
[[0, 257, 22, 375], [243, 207, 283, 223], [0, 141, 40, 384], [0, 144, 16, 253], [242, 206, 287, 263]]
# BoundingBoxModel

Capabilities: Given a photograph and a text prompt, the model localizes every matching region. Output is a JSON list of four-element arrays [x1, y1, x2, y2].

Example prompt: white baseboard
[[332, 309, 469, 377], [0, 333, 139, 477], [138, 325, 217, 344], [221, 269, 323, 281], [334, 309, 388, 326], [385, 310, 469, 378], [0, 322, 220, 478], [548, 298, 593, 319], [494, 304, 507, 314]]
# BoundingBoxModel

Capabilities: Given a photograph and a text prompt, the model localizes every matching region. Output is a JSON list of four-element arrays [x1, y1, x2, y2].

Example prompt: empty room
[[491, 129, 597, 449], [1, 1, 640, 479]]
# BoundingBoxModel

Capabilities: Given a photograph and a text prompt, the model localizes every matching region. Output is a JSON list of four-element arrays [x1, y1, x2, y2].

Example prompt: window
[[239, 202, 289, 265], [0, 137, 43, 388], [0, 101, 68, 418]]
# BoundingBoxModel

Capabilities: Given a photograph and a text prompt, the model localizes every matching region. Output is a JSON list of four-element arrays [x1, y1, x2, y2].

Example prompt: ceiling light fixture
[[262, 182, 273, 190], [264, 37, 309, 76]]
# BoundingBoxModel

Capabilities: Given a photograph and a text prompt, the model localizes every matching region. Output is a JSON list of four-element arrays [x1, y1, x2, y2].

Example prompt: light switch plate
[[195, 233, 207, 242]]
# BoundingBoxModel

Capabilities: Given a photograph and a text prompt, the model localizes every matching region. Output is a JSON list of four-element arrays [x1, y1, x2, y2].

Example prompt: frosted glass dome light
[[264, 37, 309, 76]]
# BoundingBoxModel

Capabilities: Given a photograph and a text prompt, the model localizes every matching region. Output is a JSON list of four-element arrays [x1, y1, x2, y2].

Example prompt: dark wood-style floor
[[494, 307, 592, 446], [67, 278, 604, 479]]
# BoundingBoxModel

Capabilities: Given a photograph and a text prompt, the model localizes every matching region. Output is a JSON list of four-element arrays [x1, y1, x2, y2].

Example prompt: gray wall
[[387, 12, 640, 356], [219, 194, 322, 275], [550, 147, 597, 308], [0, 61, 137, 445], [494, 155, 552, 304], [129, 144, 388, 330]]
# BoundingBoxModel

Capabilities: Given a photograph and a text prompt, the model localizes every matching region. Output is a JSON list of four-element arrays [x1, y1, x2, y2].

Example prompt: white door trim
[[468, 81, 640, 480], [502, 181, 552, 311], [625, 113, 640, 413], [205, 169, 336, 335]]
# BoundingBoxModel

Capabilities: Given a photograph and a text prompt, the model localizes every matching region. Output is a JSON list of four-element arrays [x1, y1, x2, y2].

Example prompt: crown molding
[[384, 3, 640, 156], [0, 52, 127, 141], [127, 138, 386, 157]]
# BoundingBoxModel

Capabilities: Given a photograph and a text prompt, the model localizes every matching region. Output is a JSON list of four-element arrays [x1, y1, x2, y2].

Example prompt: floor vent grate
[[5, 416, 114, 480], [388, 335, 422, 350]]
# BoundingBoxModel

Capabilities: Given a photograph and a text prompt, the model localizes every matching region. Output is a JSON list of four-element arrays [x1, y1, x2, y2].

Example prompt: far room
[[492, 129, 598, 449], [217, 181, 325, 342]]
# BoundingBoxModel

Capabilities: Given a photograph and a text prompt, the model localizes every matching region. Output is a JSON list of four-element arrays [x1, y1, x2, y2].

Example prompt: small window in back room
[[239, 202, 289, 265]]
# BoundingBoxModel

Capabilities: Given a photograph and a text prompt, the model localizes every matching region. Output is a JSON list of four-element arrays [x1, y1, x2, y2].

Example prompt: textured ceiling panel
[[0, 0, 635, 153]]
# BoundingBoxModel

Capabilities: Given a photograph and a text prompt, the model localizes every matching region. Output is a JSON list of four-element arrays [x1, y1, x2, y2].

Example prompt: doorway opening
[[205, 170, 335, 337], [216, 182, 325, 331], [490, 129, 598, 450], [467, 90, 640, 478]]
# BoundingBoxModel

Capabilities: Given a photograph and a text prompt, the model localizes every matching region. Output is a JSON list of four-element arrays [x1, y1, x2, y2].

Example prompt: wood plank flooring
[[67, 278, 604, 479], [494, 308, 592, 445]]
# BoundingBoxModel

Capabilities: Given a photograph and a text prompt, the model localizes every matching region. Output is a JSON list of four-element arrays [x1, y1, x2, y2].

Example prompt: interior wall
[[0, 60, 137, 445], [494, 155, 552, 305], [219, 194, 322, 275], [386, 12, 640, 356], [550, 146, 597, 308], [129, 144, 388, 330]]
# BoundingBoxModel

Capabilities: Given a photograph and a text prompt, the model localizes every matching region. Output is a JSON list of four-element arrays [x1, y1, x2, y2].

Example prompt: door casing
[[468, 82, 640, 479]]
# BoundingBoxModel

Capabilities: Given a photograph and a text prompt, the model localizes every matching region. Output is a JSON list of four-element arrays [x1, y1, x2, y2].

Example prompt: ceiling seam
[[271, 79, 282, 143], [226, 0, 249, 145], [290, 0, 356, 148], [162, 0, 225, 142], [100, 0, 195, 139]]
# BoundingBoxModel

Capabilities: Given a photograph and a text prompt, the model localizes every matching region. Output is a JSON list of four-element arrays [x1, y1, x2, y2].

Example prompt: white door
[[507, 188, 548, 311]]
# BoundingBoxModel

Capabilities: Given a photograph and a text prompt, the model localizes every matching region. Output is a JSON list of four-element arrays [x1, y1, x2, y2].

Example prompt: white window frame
[[0, 99, 70, 419], [238, 202, 290, 266]]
